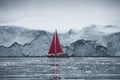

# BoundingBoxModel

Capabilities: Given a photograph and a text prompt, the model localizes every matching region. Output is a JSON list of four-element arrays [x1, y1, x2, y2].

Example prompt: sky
[[0, 0, 120, 32]]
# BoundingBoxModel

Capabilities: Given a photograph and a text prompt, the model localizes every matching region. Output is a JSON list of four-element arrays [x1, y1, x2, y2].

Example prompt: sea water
[[0, 57, 120, 80]]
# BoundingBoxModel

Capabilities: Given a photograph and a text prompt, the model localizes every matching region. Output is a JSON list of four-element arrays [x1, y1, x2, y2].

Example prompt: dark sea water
[[0, 57, 120, 80]]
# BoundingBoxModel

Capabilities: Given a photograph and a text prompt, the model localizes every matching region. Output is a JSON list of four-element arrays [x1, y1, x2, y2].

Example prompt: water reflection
[[48, 58, 61, 80]]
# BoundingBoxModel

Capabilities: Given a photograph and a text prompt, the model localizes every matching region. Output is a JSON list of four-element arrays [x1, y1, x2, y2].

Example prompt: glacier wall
[[0, 25, 120, 56]]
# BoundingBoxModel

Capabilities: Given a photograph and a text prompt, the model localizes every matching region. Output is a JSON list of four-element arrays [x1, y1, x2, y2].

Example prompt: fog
[[0, 0, 120, 32]]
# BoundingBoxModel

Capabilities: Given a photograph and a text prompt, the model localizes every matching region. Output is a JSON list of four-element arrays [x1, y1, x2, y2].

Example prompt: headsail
[[48, 34, 55, 54]]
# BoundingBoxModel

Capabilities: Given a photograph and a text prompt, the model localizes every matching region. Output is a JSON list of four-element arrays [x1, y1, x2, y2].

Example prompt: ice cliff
[[0, 25, 120, 56]]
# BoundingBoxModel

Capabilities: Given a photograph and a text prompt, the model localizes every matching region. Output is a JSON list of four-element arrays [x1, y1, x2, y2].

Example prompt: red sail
[[48, 30, 63, 54], [55, 31, 63, 53], [48, 34, 55, 54]]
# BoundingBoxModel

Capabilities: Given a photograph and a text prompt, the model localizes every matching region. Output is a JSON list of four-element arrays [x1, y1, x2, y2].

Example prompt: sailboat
[[48, 30, 64, 57]]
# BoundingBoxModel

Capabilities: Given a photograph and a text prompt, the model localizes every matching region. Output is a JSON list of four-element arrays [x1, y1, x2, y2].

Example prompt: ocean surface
[[0, 57, 120, 80]]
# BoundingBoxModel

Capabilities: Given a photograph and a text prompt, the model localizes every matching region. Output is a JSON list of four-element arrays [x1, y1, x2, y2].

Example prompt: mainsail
[[48, 30, 63, 55]]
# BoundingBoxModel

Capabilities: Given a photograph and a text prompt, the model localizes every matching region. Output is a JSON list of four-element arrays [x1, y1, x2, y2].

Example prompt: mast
[[55, 30, 57, 56], [55, 30, 63, 53]]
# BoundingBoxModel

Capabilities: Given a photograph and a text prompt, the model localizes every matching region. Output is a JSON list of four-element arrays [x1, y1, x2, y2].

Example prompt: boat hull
[[47, 53, 69, 58]]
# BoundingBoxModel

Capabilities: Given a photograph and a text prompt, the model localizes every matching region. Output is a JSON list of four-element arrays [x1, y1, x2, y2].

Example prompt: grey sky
[[0, 0, 120, 32]]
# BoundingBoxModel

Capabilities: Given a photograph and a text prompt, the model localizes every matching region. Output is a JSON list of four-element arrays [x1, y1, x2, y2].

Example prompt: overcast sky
[[0, 0, 120, 32]]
